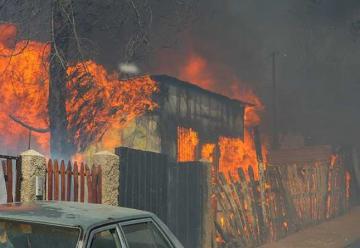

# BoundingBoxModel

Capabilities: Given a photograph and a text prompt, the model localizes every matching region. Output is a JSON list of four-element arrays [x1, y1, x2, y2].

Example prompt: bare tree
[[49, 0, 74, 158], [0, 0, 198, 158]]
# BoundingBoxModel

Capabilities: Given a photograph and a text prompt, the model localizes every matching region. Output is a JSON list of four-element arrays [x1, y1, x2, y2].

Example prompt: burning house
[[121, 75, 245, 159], [118, 75, 264, 179]]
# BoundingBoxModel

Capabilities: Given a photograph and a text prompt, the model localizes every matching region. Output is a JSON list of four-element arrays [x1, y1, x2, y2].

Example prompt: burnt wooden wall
[[215, 153, 352, 247], [167, 162, 210, 248], [115, 147, 211, 248], [115, 147, 169, 223]]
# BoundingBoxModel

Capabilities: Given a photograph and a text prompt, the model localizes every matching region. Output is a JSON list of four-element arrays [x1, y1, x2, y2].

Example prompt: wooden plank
[[47, 160, 53, 201], [73, 162, 79, 202], [248, 166, 265, 241], [91, 164, 97, 203], [96, 165, 102, 203], [54, 160, 60, 201], [275, 166, 299, 232], [238, 167, 259, 244], [128, 149, 135, 208], [132, 149, 139, 209], [85, 164, 92, 203], [177, 165, 187, 246], [60, 161, 66, 201], [120, 148, 128, 207], [80, 163, 85, 203], [66, 161, 72, 201], [1, 160, 6, 176], [138, 151, 145, 210], [6, 159, 13, 203], [253, 127, 268, 228], [143, 151, 150, 210], [154, 153, 160, 216], [54, 160, 59, 200], [185, 165, 191, 247], [15, 158, 21, 202], [160, 155, 168, 221], [228, 172, 251, 246]]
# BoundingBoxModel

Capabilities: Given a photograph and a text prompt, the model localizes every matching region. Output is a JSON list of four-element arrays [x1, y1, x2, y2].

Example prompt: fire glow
[[0, 23, 158, 156], [176, 50, 267, 180]]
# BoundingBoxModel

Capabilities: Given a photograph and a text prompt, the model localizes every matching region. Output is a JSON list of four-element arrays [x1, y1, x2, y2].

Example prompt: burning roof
[[151, 75, 251, 108]]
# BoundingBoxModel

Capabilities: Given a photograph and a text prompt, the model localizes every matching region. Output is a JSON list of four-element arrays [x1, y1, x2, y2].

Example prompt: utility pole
[[271, 52, 280, 150]]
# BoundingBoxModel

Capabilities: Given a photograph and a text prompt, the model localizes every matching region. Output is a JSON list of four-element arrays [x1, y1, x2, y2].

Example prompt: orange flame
[[201, 144, 216, 163], [345, 170, 351, 203], [67, 61, 158, 152], [0, 24, 50, 154], [177, 127, 199, 162], [0, 23, 158, 156], [177, 50, 266, 180]]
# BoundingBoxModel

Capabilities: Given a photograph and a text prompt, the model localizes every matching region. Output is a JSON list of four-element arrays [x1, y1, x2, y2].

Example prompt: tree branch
[[9, 114, 50, 133]]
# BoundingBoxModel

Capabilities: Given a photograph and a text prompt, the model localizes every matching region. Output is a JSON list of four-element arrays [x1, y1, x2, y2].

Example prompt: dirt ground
[[260, 206, 360, 248]]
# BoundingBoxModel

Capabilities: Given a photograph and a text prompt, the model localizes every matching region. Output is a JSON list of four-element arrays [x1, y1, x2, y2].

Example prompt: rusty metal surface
[[0, 201, 152, 230]]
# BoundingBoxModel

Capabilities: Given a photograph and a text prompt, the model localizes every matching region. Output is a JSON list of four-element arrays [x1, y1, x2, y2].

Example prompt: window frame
[[118, 218, 175, 248], [0, 218, 83, 248], [86, 224, 125, 248]]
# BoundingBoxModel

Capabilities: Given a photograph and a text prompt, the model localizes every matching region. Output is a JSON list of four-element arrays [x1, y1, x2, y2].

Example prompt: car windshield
[[0, 220, 80, 248]]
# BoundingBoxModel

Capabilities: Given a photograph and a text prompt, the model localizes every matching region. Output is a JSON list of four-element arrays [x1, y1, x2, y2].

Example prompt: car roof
[[0, 201, 152, 230]]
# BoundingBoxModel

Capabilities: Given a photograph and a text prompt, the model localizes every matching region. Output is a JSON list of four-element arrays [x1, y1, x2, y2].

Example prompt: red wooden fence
[[46, 159, 102, 203], [1, 156, 21, 203]]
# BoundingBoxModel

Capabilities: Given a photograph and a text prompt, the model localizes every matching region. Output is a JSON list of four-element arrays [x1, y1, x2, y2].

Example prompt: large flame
[[177, 127, 199, 162], [178, 50, 266, 180], [0, 24, 50, 154], [0, 23, 158, 156]]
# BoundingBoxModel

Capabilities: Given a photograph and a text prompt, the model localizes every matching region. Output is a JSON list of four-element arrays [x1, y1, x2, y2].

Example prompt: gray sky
[[146, 0, 360, 146]]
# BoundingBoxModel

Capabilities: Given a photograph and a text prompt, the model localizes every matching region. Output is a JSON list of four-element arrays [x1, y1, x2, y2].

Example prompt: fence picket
[[6, 159, 13, 203], [15, 158, 21, 202], [91, 165, 97, 203], [85, 164, 92, 203], [73, 162, 79, 202], [60, 161, 66, 201], [66, 161, 72, 201], [54, 160, 59, 200], [97, 165, 102, 204], [80, 163, 85, 203], [0, 154, 102, 205], [47, 160, 53, 200], [44, 159, 102, 204]]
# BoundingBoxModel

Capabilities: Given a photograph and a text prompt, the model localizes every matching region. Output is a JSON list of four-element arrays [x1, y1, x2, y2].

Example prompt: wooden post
[[6, 159, 13, 203]]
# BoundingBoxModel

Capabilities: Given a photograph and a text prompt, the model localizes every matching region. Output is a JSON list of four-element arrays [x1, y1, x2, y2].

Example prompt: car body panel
[[0, 201, 184, 248]]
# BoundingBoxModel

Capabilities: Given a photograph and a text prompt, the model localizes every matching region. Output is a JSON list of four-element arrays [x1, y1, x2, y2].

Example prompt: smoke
[[2, 0, 360, 147], [118, 63, 140, 74], [145, 0, 360, 146]]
